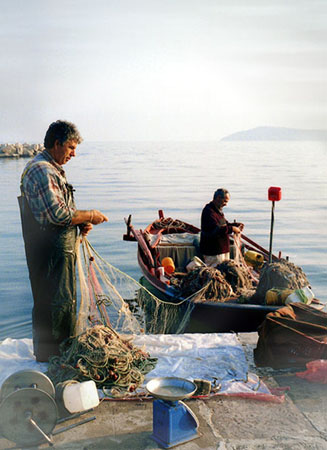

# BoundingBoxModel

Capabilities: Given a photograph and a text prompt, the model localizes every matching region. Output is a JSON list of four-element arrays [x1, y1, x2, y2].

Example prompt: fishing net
[[217, 260, 254, 294], [47, 237, 194, 394], [47, 324, 157, 394], [74, 238, 194, 335], [170, 234, 255, 304], [173, 260, 255, 304], [151, 217, 196, 233], [254, 260, 310, 300], [138, 281, 197, 333], [176, 266, 233, 302]]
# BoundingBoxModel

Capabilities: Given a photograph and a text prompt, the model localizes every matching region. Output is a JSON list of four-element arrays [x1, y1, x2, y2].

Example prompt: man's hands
[[232, 222, 244, 234], [73, 209, 109, 236], [89, 209, 109, 225], [79, 222, 93, 236]]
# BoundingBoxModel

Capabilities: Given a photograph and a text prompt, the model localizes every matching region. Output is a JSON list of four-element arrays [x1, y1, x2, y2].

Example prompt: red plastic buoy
[[268, 186, 282, 263], [268, 186, 282, 202]]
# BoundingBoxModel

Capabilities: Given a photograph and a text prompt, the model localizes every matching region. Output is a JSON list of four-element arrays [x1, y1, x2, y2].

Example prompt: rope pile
[[255, 260, 310, 300], [217, 260, 254, 295], [47, 325, 157, 395], [152, 217, 189, 233], [178, 266, 234, 303]]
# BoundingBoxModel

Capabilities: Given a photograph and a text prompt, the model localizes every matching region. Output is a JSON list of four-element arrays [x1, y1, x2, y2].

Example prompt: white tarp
[[134, 333, 247, 382], [0, 333, 271, 396], [149, 232, 200, 246], [134, 333, 266, 395], [0, 338, 48, 387]]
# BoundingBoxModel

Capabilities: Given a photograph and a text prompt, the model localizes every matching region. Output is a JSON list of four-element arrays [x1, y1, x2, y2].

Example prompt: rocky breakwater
[[0, 143, 43, 158]]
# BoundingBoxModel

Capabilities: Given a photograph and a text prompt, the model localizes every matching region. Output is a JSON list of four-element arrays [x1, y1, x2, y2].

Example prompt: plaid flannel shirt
[[21, 150, 76, 227]]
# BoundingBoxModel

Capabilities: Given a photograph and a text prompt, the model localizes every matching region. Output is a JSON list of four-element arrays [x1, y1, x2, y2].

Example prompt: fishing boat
[[123, 210, 314, 333]]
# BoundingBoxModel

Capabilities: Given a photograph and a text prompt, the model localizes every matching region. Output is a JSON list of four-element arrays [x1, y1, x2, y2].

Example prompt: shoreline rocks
[[0, 143, 43, 158]]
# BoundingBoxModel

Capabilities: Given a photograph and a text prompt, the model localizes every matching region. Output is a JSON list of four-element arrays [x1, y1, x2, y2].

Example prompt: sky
[[0, 0, 326, 142]]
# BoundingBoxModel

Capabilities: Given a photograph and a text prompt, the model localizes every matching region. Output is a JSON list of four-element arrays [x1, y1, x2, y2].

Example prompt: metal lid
[[0, 370, 55, 401]]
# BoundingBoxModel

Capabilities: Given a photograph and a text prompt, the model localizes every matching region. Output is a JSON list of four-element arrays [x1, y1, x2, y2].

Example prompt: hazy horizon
[[2, 125, 327, 146], [1, 1, 326, 142]]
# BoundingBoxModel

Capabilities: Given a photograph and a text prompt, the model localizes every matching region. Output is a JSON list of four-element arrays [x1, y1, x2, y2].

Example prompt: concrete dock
[[1, 333, 327, 450]]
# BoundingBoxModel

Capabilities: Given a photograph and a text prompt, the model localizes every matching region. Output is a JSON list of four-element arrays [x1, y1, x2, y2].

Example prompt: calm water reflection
[[0, 140, 326, 339]]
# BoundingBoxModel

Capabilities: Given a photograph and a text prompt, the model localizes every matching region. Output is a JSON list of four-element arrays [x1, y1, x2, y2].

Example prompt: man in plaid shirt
[[19, 120, 108, 361]]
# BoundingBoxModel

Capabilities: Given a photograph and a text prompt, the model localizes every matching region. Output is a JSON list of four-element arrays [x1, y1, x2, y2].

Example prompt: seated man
[[200, 188, 243, 266]]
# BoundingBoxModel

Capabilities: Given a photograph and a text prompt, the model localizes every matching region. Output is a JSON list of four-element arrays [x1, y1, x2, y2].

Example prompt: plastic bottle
[[157, 266, 170, 285], [285, 286, 314, 305], [244, 250, 264, 269]]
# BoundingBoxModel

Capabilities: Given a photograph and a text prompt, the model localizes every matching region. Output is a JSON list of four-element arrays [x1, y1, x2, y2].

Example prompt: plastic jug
[[285, 286, 314, 305], [62, 380, 100, 413], [161, 257, 175, 274]]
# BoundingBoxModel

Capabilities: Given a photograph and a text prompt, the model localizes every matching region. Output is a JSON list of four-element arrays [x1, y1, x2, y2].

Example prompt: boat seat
[[158, 245, 197, 272], [156, 233, 202, 271]]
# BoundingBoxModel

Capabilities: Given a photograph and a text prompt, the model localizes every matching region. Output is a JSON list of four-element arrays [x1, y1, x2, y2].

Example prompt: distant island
[[221, 126, 327, 141], [0, 143, 43, 158]]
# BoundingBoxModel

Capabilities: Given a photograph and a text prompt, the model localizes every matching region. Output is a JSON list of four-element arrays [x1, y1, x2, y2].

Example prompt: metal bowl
[[146, 377, 197, 401]]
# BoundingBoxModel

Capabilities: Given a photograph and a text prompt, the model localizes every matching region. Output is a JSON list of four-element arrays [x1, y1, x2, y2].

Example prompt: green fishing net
[[47, 237, 194, 394]]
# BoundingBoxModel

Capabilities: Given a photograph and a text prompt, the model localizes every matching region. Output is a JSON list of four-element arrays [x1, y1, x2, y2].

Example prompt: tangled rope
[[233, 233, 260, 284], [255, 260, 310, 299], [177, 266, 234, 303], [47, 325, 157, 395], [152, 217, 189, 233], [216, 260, 254, 295]]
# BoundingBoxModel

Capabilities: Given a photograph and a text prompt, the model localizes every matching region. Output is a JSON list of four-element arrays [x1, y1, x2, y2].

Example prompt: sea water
[[0, 141, 326, 341]]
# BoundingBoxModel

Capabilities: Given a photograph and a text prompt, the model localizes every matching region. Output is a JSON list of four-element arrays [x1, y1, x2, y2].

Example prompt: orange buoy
[[161, 257, 175, 275]]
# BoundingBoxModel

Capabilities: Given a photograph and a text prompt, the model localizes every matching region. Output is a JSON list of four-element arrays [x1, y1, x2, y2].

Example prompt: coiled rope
[[47, 324, 157, 395], [152, 217, 189, 233]]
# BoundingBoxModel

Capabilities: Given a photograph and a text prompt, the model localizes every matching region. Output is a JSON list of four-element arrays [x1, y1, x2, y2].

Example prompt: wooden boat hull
[[124, 212, 281, 334], [137, 250, 279, 334], [183, 302, 278, 333]]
